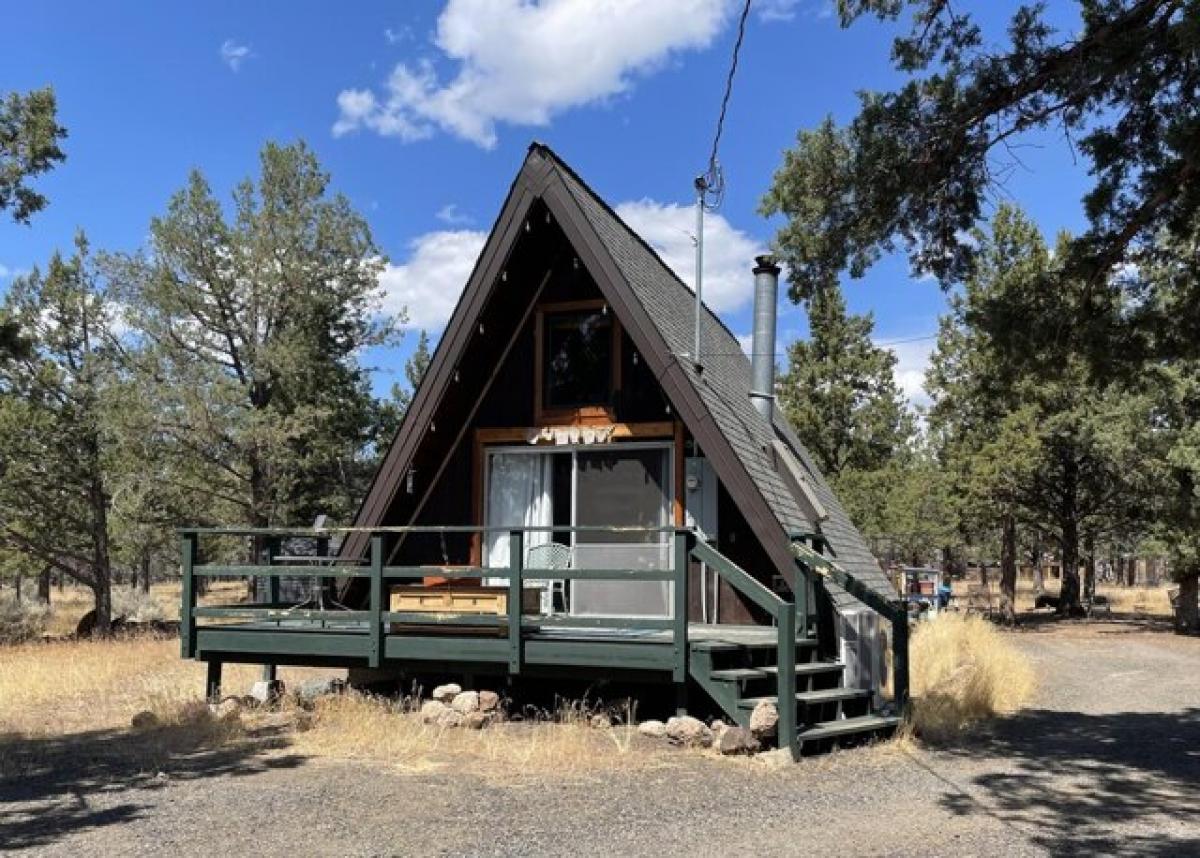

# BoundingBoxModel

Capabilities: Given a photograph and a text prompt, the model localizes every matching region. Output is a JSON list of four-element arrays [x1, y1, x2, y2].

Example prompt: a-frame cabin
[[179, 144, 908, 757]]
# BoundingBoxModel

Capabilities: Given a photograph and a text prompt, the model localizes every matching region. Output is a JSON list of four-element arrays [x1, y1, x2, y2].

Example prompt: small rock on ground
[[420, 700, 448, 724], [250, 679, 285, 705], [432, 683, 461, 703], [665, 716, 713, 748], [717, 726, 760, 756], [450, 690, 480, 714], [749, 700, 778, 740], [637, 719, 666, 738]]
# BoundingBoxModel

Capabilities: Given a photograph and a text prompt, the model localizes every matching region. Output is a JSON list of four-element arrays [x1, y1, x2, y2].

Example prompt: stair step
[[797, 714, 901, 744], [690, 638, 817, 654], [736, 687, 870, 709], [708, 661, 843, 682], [761, 662, 844, 677]]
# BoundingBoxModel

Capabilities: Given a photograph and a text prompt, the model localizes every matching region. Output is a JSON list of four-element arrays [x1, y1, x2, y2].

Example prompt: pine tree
[[928, 205, 1148, 616], [107, 141, 401, 528], [779, 284, 914, 482], [761, 1, 1200, 308], [0, 234, 121, 631], [1, 87, 67, 224]]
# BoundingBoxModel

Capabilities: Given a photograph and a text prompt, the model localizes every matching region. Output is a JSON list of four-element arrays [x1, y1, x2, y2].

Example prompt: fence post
[[892, 607, 909, 713], [672, 530, 690, 694], [369, 534, 383, 668], [777, 601, 797, 759], [181, 533, 197, 659], [508, 529, 524, 674]]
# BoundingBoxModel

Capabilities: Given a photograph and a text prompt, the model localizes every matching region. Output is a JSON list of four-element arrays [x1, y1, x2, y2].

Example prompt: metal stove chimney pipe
[[749, 254, 781, 422]]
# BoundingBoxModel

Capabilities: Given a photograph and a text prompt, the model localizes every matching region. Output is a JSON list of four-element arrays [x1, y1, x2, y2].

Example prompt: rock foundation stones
[[749, 700, 779, 741], [665, 715, 713, 748]]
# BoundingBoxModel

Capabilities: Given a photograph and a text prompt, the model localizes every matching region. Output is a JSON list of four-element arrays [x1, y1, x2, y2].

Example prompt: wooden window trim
[[534, 299, 622, 425]]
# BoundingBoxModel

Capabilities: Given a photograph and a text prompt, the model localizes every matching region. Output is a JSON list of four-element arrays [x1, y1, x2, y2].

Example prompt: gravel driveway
[[3, 622, 1198, 857]]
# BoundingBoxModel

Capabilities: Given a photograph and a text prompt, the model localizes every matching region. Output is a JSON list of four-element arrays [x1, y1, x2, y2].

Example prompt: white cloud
[[755, 0, 833, 21], [379, 229, 487, 330], [384, 26, 411, 45], [736, 333, 753, 355], [333, 0, 734, 147], [435, 203, 473, 226], [220, 39, 253, 72], [380, 195, 765, 331], [615, 199, 764, 313], [880, 338, 934, 409]]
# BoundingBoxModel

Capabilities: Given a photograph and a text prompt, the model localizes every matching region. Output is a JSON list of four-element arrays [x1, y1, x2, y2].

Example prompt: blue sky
[[1, 0, 1092, 404]]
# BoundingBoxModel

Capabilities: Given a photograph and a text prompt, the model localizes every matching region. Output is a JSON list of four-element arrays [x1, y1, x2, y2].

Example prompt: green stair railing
[[689, 539, 799, 759], [790, 538, 909, 712]]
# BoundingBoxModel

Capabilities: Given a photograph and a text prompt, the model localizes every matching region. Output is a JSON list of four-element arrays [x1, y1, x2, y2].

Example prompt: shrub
[[112, 587, 169, 623], [0, 593, 49, 644], [908, 612, 1036, 741]]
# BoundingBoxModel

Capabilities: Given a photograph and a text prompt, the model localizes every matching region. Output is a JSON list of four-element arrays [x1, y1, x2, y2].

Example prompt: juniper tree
[[763, 0, 1200, 313], [0, 87, 67, 224], [0, 235, 121, 631], [928, 206, 1148, 616], [779, 284, 914, 483], [107, 141, 402, 529]]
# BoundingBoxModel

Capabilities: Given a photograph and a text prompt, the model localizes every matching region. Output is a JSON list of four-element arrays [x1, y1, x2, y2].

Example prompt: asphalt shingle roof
[[543, 146, 896, 606]]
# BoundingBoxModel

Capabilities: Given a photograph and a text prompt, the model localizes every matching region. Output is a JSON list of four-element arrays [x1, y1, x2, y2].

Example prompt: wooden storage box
[[388, 585, 541, 616]]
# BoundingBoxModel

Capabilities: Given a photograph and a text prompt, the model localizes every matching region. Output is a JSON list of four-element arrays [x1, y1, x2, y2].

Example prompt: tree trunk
[[1032, 539, 1044, 594], [1176, 571, 1198, 635], [979, 561, 989, 589], [999, 514, 1017, 624], [1083, 538, 1097, 604], [37, 568, 51, 604], [92, 579, 113, 636], [140, 550, 151, 594], [14, 573, 22, 604], [1125, 556, 1136, 587], [88, 473, 114, 635], [1058, 457, 1082, 614]]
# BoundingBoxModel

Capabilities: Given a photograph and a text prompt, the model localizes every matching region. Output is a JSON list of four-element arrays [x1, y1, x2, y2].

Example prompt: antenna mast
[[692, 0, 750, 370]]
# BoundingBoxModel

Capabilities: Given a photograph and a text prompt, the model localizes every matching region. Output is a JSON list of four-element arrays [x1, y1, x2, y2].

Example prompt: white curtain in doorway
[[484, 453, 553, 602]]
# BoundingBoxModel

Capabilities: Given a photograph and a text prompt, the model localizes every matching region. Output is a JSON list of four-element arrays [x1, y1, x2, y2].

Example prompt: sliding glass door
[[571, 448, 671, 618], [483, 443, 672, 618]]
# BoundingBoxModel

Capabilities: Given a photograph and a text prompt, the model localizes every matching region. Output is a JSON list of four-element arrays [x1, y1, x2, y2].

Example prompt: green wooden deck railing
[[179, 525, 695, 679]]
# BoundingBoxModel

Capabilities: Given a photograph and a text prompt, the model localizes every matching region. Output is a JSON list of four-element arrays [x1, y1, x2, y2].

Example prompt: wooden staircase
[[688, 632, 900, 755]]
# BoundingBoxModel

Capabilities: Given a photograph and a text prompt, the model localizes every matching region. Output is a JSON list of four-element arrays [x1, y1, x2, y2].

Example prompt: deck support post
[[892, 610, 909, 714], [673, 530, 692, 715], [777, 601, 797, 759], [508, 529, 524, 674], [206, 660, 223, 701], [369, 535, 384, 669], [263, 536, 279, 681], [181, 533, 197, 659]]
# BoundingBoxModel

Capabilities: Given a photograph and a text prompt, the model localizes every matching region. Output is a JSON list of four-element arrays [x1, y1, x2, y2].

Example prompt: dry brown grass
[[949, 578, 1175, 617], [37, 581, 246, 637], [0, 633, 678, 783], [0, 635, 321, 737], [291, 694, 660, 780], [906, 613, 1036, 742]]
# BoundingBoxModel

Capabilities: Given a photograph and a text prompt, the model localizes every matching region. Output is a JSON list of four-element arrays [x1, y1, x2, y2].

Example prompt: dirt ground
[[2, 620, 1198, 857]]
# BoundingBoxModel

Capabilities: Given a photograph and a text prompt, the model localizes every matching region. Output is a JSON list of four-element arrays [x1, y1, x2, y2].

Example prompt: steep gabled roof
[[347, 143, 894, 604]]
